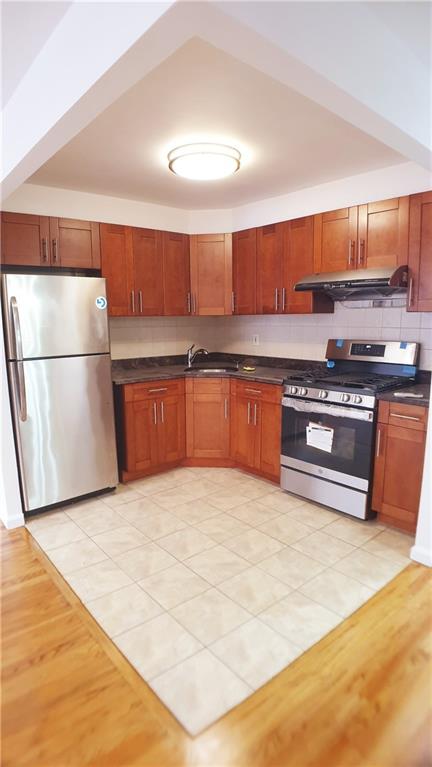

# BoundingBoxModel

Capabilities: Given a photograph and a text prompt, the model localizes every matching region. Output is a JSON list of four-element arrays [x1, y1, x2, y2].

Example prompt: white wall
[[110, 304, 432, 371], [4, 161, 431, 234], [411, 404, 432, 567], [0, 306, 25, 529]]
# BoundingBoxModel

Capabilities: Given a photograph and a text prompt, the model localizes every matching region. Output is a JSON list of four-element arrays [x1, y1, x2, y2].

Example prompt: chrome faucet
[[187, 344, 209, 368]]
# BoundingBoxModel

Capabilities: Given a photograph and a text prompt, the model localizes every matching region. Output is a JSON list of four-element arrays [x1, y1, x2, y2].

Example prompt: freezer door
[[2, 274, 110, 359], [9, 354, 118, 511]]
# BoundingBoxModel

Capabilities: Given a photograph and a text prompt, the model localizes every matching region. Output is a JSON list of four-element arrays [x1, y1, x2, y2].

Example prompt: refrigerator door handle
[[10, 297, 27, 420]]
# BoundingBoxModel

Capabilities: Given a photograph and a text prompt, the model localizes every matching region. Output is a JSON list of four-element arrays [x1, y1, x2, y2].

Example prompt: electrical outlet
[[252, 334, 260, 346]]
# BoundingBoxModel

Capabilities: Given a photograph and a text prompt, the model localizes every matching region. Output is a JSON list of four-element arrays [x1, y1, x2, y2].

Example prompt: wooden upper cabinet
[[100, 223, 134, 316], [357, 197, 409, 269], [162, 231, 190, 316], [408, 191, 432, 312], [232, 228, 257, 314], [1, 212, 50, 266], [50, 218, 101, 269], [132, 227, 164, 316], [283, 216, 333, 315], [189, 233, 232, 315], [256, 223, 284, 313], [313, 207, 358, 273]]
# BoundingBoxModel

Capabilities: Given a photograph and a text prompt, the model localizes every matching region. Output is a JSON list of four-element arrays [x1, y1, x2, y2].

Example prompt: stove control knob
[[352, 395, 362, 404], [299, 387, 308, 396], [290, 386, 298, 395], [341, 393, 351, 403], [318, 390, 328, 399]]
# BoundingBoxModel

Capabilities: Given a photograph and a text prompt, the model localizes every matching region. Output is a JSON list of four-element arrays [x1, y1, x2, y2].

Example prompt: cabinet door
[[232, 395, 258, 469], [100, 224, 134, 316], [282, 216, 333, 315], [232, 228, 256, 314], [408, 191, 432, 312], [158, 394, 186, 465], [190, 233, 232, 315], [50, 218, 101, 268], [259, 401, 281, 481], [313, 207, 358, 273], [186, 380, 230, 459], [124, 400, 159, 473], [358, 197, 409, 269], [1, 212, 50, 266], [162, 231, 190, 316], [132, 227, 164, 316], [371, 422, 387, 512], [256, 223, 283, 313], [379, 424, 426, 533]]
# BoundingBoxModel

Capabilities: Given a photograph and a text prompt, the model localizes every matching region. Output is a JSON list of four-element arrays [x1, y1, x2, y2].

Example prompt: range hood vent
[[294, 266, 408, 301]]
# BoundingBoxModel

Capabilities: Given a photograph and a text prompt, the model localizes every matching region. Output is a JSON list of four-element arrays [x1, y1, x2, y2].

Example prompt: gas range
[[283, 340, 419, 410], [280, 339, 420, 520]]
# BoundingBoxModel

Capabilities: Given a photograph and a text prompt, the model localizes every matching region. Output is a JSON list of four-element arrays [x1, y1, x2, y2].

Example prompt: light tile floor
[[26, 467, 414, 736]]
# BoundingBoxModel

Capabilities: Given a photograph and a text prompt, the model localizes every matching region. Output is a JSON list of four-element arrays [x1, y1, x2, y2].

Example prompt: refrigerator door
[[2, 274, 110, 360], [9, 354, 118, 511]]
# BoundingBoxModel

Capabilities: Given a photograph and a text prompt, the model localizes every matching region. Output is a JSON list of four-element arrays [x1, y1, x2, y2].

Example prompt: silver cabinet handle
[[247, 401, 251, 424], [224, 398, 228, 420], [153, 402, 157, 425], [160, 401, 164, 424], [41, 238, 49, 263], [408, 277, 414, 307], [348, 239, 355, 267], [231, 291, 235, 313], [253, 402, 257, 426], [138, 290, 143, 313], [245, 388, 261, 395], [130, 291, 135, 313], [52, 238, 59, 264], [390, 413, 421, 422], [274, 288, 278, 312], [375, 428, 381, 458], [187, 292, 191, 314], [148, 387, 168, 393], [192, 293, 197, 314], [281, 287, 286, 312], [358, 239, 365, 267]]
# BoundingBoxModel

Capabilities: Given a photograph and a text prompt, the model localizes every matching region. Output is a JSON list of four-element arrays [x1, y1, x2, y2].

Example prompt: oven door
[[281, 396, 375, 490]]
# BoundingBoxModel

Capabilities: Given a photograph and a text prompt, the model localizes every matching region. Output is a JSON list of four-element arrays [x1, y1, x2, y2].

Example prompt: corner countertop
[[377, 383, 430, 408], [112, 364, 296, 387], [111, 353, 325, 387]]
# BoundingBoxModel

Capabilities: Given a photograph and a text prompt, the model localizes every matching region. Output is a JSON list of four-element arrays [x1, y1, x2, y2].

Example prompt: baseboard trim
[[3, 512, 25, 529], [410, 544, 432, 568]]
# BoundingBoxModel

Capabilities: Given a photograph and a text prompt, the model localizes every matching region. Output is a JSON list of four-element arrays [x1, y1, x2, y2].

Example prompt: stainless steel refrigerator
[[2, 273, 118, 513]]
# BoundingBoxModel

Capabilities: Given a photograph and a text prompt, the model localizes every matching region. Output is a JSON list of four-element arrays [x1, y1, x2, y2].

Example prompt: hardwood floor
[[2, 524, 432, 767]]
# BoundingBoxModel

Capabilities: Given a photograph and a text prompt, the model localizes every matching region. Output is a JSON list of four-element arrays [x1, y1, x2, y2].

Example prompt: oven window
[[281, 403, 374, 481]]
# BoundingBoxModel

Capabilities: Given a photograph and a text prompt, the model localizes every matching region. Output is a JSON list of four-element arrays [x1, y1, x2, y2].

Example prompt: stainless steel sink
[[184, 367, 238, 374]]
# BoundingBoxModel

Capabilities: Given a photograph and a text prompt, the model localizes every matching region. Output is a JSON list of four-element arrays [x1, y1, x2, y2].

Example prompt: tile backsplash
[[109, 303, 432, 370]]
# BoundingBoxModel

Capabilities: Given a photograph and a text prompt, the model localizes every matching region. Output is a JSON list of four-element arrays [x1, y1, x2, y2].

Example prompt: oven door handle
[[282, 397, 373, 421]]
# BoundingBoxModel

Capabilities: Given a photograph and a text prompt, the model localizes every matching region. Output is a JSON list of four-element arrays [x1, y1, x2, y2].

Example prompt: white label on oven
[[306, 422, 334, 453]]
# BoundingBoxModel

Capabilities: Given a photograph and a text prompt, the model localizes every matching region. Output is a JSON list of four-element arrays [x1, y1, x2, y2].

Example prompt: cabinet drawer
[[232, 379, 282, 403], [185, 377, 230, 395], [388, 403, 427, 431], [123, 378, 184, 403]]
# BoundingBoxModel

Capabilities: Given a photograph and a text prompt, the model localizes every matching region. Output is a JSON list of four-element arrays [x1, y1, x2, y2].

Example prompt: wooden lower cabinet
[[231, 380, 281, 482], [372, 401, 427, 533], [186, 378, 230, 460], [121, 379, 185, 479]]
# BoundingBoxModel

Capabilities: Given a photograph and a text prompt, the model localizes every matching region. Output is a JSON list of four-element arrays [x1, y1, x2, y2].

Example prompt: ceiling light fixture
[[167, 143, 241, 180]]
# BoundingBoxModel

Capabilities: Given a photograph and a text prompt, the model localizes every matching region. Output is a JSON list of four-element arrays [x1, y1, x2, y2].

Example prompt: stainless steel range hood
[[294, 266, 408, 301]]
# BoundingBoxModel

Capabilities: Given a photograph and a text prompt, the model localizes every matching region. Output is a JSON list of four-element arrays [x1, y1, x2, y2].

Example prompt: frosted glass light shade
[[168, 143, 241, 180]]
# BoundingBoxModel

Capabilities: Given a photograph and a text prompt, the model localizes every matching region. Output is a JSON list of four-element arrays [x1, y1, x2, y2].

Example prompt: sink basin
[[184, 366, 238, 374]]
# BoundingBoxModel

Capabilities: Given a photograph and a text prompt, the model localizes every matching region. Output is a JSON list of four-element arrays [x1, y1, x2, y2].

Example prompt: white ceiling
[[28, 37, 404, 210], [1, 1, 71, 107]]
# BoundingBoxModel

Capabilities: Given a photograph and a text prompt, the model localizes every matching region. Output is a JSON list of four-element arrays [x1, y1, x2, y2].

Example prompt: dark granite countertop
[[377, 382, 430, 407], [111, 353, 324, 387]]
